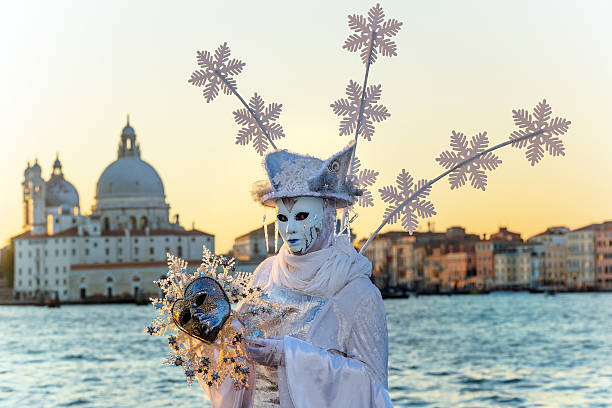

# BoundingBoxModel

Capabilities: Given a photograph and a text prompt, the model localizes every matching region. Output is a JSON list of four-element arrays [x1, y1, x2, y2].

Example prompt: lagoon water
[[1, 293, 610, 407]]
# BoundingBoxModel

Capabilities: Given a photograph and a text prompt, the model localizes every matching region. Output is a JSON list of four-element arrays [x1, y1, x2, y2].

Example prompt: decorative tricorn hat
[[253, 142, 359, 208]]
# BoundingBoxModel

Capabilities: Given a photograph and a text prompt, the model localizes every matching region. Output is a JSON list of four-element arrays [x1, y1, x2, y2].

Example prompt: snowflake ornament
[[379, 169, 436, 234], [234, 93, 285, 156], [436, 131, 502, 191], [349, 157, 379, 207], [188, 42, 246, 103], [343, 3, 403, 65], [509, 99, 571, 166], [145, 247, 276, 389], [331, 80, 390, 141]]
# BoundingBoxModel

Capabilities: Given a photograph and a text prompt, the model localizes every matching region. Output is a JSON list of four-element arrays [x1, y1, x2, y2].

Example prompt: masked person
[[199, 143, 392, 407]]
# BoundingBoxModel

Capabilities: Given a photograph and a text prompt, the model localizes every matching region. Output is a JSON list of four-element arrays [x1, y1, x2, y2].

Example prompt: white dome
[[96, 156, 165, 199], [46, 176, 80, 209]]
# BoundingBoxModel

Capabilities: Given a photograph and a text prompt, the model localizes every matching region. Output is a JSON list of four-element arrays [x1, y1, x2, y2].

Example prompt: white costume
[[204, 237, 391, 407], [200, 143, 392, 407]]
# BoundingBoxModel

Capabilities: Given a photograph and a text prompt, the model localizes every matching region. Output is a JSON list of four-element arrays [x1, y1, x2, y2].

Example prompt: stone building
[[567, 224, 597, 289], [528, 227, 569, 288], [12, 118, 214, 301], [595, 221, 612, 289]]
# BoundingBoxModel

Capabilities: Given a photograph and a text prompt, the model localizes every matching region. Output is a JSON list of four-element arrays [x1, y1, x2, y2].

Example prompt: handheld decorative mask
[[146, 249, 278, 388], [276, 196, 324, 255], [171, 277, 231, 343]]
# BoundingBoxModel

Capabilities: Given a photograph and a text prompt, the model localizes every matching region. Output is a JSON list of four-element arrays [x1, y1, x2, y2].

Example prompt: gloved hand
[[245, 336, 285, 367]]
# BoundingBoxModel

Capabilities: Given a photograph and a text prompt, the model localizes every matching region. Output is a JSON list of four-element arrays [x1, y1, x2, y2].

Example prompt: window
[[177, 246, 183, 257], [72, 249, 76, 256], [135, 247, 139, 255], [63, 266, 66, 273], [118, 248, 123, 255], [55, 279, 59, 285], [55, 266, 59, 273], [44, 250, 48, 256], [85, 249, 89, 256], [149, 247, 154, 255], [44, 267, 48, 274], [63, 279, 67, 285], [55, 249, 59, 256], [105, 248, 110, 255], [93, 242, 98, 248], [63, 249, 66, 256]]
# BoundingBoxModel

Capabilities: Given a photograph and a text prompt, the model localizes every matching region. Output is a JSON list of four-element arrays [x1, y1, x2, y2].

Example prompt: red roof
[[12, 227, 213, 240], [71, 259, 203, 270]]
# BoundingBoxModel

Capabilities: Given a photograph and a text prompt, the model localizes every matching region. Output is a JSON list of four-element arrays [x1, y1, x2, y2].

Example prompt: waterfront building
[[494, 249, 518, 287], [528, 227, 569, 288], [594, 221, 612, 289], [232, 223, 276, 272], [444, 251, 475, 289], [12, 119, 214, 301], [424, 247, 446, 289], [567, 224, 597, 289], [0, 246, 10, 288]]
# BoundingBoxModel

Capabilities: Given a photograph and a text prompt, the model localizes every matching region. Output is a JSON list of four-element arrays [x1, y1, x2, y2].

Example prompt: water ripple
[[0, 293, 610, 407]]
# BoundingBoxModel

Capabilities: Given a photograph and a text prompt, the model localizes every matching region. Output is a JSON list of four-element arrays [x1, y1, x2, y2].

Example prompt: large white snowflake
[[349, 157, 379, 207], [509, 99, 571, 166], [436, 131, 502, 191], [233, 93, 285, 156], [331, 80, 390, 141], [188, 42, 245, 103], [343, 3, 403, 65], [379, 169, 436, 234]]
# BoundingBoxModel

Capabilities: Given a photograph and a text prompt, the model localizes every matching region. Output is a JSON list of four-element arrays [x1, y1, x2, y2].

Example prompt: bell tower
[[22, 159, 47, 234]]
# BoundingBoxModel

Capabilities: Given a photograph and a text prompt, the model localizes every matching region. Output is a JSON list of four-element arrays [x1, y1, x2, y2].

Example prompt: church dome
[[45, 156, 80, 209], [46, 176, 80, 208], [96, 156, 165, 198], [95, 117, 165, 200]]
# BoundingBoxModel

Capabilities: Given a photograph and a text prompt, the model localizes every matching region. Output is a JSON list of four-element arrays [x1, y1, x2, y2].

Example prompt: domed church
[[12, 118, 214, 301]]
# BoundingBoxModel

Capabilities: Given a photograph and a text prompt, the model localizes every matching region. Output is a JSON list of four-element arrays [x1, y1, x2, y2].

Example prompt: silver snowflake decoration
[[343, 3, 403, 65], [331, 80, 389, 141], [379, 169, 436, 234], [233, 93, 285, 156], [188, 42, 245, 103], [509, 99, 571, 166], [436, 131, 502, 191], [350, 157, 379, 207]]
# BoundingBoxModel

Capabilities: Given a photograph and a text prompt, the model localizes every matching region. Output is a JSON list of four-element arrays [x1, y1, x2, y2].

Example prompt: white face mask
[[276, 196, 324, 255]]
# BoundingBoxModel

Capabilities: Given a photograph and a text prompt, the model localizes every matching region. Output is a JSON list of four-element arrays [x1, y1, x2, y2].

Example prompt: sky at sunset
[[0, 0, 610, 253]]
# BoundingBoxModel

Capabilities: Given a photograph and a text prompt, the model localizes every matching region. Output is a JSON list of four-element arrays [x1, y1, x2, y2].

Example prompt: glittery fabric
[[203, 254, 391, 407]]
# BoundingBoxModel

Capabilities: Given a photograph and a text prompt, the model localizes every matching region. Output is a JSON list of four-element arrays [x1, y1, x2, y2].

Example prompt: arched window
[[129, 216, 137, 230], [140, 216, 148, 229]]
